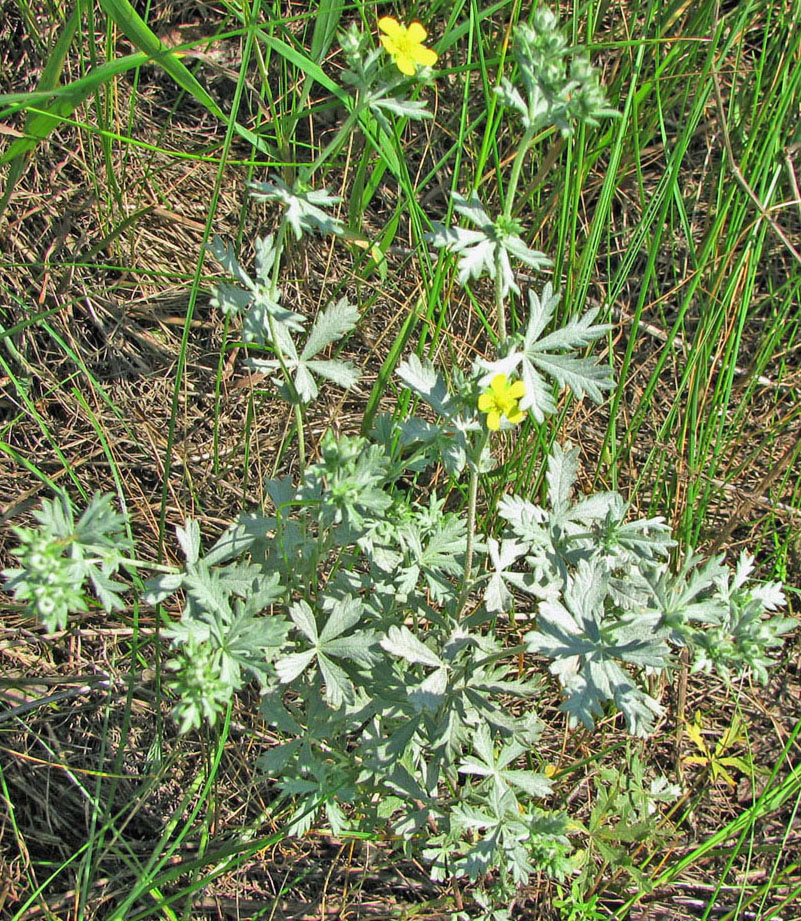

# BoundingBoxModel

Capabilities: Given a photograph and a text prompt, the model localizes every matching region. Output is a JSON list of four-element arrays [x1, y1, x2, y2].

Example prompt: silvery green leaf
[[320, 594, 363, 643], [381, 625, 444, 668], [210, 281, 251, 317], [88, 568, 126, 612], [527, 559, 670, 735], [428, 192, 551, 298], [143, 572, 185, 605], [183, 566, 230, 620], [597, 513, 675, 564], [644, 551, 728, 632], [451, 191, 493, 228], [265, 476, 296, 512], [293, 363, 318, 403], [205, 512, 273, 567], [535, 305, 611, 351], [301, 297, 359, 360], [497, 494, 547, 528], [484, 537, 528, 614], [304, 359, 360, 390], [613, 683, 664, 737], [408, 666, 449, 711], [221, 603, 289, 686], [518, 360, 556, 421], [481, 284, 614, 419], [530, 351, 612, 403], [569, 492, 621, 525], [546, 442, 579, 511], [176, 519, 201, 566], [249, 177, 345, 240], [502, 234, 552, 272], [371, 95, 432, 119], [248, 347, 358, 408], [254, 234, 278, 284], [275, 649, 317, 683], [244, 288, 306, 341], [317, 652, 352, 707], [494, 77, 530, 124], [209, 236, 249, 285], [526, 282, 560, 343], [396, 354, 460, 418], [323, 631, 378, 666], [214, 560, 263, 597], [459, 236, 498, 287], [751, 580, 786, 611], [427, 223, 485, 252], [289, 599, 318, 642]]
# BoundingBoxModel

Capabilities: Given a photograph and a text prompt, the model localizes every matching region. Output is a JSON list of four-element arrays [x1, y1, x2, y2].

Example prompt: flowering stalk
[[263, 220, 307, 472], [458, 430, 489, 616], [300, 106, 361, 184]]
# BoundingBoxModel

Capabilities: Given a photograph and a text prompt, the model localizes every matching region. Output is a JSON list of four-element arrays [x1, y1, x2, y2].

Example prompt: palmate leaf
[[247, 296, 360, 404], [526, 559, 668, 736], [478, 284, 613, 423], [248, 177, 345, 240], [277, 595, 378, 706], [459, 724, 552, 800], [427, 192, 550, 298]]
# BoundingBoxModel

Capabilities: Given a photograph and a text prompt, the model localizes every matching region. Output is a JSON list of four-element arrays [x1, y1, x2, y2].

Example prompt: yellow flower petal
[[478, 373, 526, 431], [378, 16, 402, 37], [413, 45, 438, 68], [378, 17, 437, 75], [406, 21, 428, 43], [395, 53, 417, 76]]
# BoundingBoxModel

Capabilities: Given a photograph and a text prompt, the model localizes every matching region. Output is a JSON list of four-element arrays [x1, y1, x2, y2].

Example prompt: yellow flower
[[378, 17, 438, 76], [478, 374, 526, 431]]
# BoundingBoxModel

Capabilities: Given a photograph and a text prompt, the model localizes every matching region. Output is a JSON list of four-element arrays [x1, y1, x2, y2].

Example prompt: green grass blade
[[0, 50, 152, 165], [97, 0, 226, 118], [0, 4, 79, 215]]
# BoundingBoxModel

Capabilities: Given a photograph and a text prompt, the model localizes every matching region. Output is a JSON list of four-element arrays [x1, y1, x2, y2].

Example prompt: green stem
[[300, 104, 361, 184], [494, 263, 507, 342], [458, 431, 489, 616], [265, 221, 306, 472], [503, 125, 537, 220], [293, 402, 307, 472], [496, 125, 537, 341]]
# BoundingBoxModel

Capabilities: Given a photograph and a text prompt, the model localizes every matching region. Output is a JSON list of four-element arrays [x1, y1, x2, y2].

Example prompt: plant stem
[[494, 263, 507, 341], [458, 431, 489, 616], [503, 125, 537, 220], [300, 105, 361, 184], [266, 221, 307, 472], [496, 125, 537, 344]]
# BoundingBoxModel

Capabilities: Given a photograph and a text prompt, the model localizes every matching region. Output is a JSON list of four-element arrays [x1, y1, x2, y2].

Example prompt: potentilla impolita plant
[[5, 10, 795, 918]]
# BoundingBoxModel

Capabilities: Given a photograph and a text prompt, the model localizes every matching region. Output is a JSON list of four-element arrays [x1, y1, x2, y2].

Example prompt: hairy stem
[[300, 105, 361, 184], [503, 125, 537, 220], [458, 431, 489, 616], [266, 221, 306, 472]]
